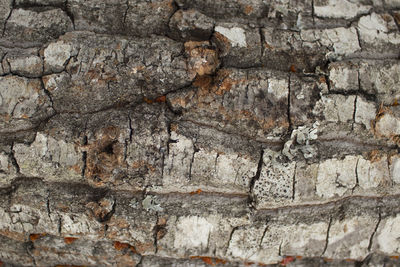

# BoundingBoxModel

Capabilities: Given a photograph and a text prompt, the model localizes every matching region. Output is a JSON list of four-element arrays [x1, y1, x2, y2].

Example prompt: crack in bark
[[181, 118, 284, 148], [58, 216, 62, 235], [324, 73, 331, 93], [64, 0, 75, 30], [160, 148, 166, 181], [355, 253, 373, 267], [104, 223, 108, 238], [128, 114, 133, 143], [291, 163, 297, 201], [321, 216, 332, 256], [81, 135, 88, 178], [258, 27, 264, 58], [352, 95, 357, 131], [46, 191, 51, 219], [248, 149, 264, 209], [326, 87, 376, 102], [188, 145, 199, 181], [311, 0, 315, 24], [123, 114, 131, 162], [123, 0, 130, 28], [1, 0, 14, 37], [153, 214, 160, 254], [258, 225, 268, 248], [287, 74, 292, 134], [136, 254, 144, 267], [166, 0, 179, 36], [25, 241, 37, 266], [355, 27, 363, 51], [40, 76, 56, 113], [226, 225, 239, 254], [214, 153, 219, 175], [9, 142, 20, 174], [368, 212, 381, 251], [352, 157, 360, 194]]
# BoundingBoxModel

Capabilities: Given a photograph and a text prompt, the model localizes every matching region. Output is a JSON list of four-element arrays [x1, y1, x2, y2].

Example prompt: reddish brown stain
[[29, 233, 46, 242], [190, 189, 203, 195], [143, 95, 167, 104], [243, 5, 253, 15], [114, 241, 130, 251], [280, 256, 295, 266], [215, 258, 227, 264], [200, 257, 214, 265], [64, 237, 78, 244], [190, 256, 228, 265], [155, 95, 166, 103]]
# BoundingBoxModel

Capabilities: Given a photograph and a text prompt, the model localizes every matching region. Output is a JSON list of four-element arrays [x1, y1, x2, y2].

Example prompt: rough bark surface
[[0, 0, 400, 266]]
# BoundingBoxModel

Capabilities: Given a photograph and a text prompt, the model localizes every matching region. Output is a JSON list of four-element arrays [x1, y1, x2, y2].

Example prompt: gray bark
[[0, 0, 400, 266]]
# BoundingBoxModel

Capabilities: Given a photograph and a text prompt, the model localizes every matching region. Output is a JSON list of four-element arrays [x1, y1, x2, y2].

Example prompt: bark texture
[[0, 0, 400, 266]]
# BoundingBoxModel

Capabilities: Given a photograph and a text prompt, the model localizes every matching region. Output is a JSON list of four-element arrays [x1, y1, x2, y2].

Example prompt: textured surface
[[0, 0, 400, 266]]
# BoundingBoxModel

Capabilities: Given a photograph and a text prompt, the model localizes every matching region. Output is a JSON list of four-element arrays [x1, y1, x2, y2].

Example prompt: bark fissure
[[291, 163, 297, 201], [1, 0, 14, 36], [368, 213, 381, 251], [321, 216, 332, 256], [248, 149, 264, 208], [352, 157, 360, 193], [9, 142, 20, 174]]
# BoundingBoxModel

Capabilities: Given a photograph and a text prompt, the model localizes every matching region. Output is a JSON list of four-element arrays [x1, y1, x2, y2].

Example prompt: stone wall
[[0, 0, 400, 266]]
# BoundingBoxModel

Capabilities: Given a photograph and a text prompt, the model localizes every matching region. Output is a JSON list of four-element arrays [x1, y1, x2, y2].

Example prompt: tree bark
[[0, 0, 400, 266]]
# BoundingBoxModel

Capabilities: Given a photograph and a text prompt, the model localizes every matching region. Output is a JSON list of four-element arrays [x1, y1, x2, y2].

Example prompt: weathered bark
[[0, 0, 400, 266]]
